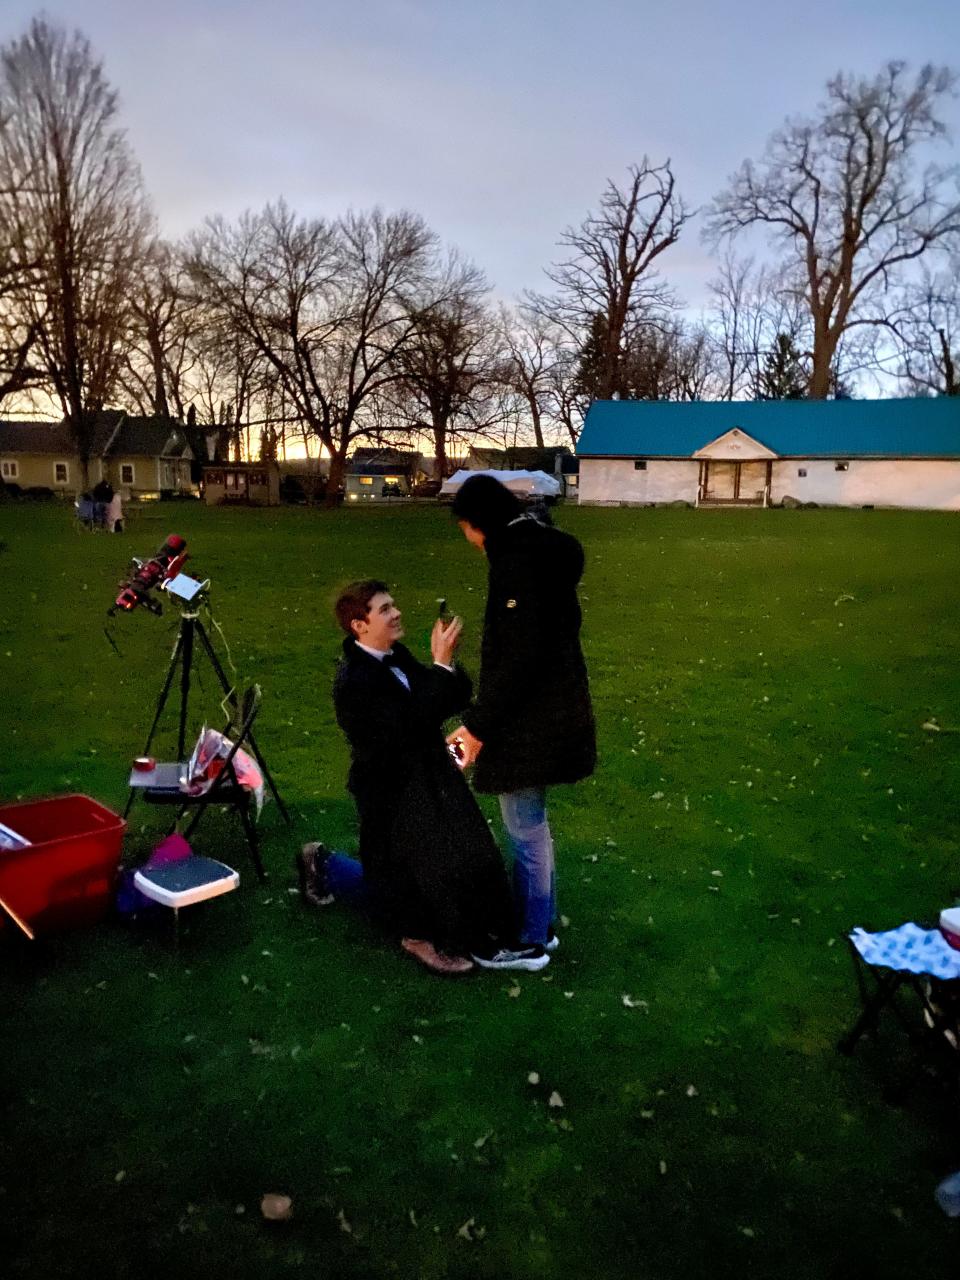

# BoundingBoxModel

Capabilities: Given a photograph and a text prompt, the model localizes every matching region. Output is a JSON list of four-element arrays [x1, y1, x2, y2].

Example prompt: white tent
[[439, 468, 561, 498]]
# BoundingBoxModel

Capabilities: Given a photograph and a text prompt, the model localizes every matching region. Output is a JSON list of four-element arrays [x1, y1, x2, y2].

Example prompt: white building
[[576, 398, 960, 511]]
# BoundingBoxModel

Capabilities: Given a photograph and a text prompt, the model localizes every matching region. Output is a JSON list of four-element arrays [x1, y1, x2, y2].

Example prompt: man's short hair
[[334, 579, 389, 636], [450, 474, 523, 535]]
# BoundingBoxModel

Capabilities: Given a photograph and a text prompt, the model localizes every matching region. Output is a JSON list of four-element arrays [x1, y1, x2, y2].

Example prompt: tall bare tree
[[0, 18, 152, 480], [498, 307, 560, 448], [707, 255, 809, 399], [120, 240, 200, 420], [392, 256, 505, 477], [707, 63, 960, 399], [188, 201, 439, 502], [531, 160, 690, 402], [896, 269, 960, 396]]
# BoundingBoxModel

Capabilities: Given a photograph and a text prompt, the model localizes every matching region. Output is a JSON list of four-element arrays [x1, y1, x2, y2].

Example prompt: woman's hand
[[431, 615, 463, 667]]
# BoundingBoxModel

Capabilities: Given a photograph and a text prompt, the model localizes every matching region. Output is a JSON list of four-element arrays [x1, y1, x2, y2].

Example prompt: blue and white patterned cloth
[[850, 923, 960, 980]]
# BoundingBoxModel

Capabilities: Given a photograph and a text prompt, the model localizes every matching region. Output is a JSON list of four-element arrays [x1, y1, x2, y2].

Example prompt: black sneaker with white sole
[[471, 944, 550, 972]]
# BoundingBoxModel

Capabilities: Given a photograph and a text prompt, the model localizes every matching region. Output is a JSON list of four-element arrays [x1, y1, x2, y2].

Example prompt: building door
[[224, 470, 248, 501], [738, 461, 767, 502], [704, 460, 737, 500]]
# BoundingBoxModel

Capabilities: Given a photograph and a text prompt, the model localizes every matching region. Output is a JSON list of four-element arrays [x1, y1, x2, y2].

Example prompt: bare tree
[[391, 255, 506, 477], [707, 63, 960, 398], [0, 18, 152, 480], [188, 201, 439, 503], [896, 269, 960, 395], [498, 307, 560, 447], [707, 255, 809, 399], [531, 160, 690, 402], [120, 240, 200, 419]]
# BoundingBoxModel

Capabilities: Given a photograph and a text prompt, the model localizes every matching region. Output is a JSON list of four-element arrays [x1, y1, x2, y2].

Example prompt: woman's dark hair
[[334, 579, 389, 635], [450, 474, 523, 535]]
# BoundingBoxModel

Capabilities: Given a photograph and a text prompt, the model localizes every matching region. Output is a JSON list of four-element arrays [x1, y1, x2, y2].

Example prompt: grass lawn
[[1, 499, 959, 1279]]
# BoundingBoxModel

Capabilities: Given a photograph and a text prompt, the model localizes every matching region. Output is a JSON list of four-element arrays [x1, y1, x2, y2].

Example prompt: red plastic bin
[[0, 794, 126, 936]]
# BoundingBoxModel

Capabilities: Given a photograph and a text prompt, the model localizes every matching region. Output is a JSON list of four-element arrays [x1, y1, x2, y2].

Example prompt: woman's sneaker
[[545, 930, 560, 953], [471, 944, 550, 972]]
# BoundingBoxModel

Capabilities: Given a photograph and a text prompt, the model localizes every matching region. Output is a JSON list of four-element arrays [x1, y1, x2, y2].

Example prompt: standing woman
[[447, 476, 596, 964]]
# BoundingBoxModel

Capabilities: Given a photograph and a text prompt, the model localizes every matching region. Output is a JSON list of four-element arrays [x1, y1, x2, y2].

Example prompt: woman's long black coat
[[462, 515, 596, 795], [333, 638, 513, 953]]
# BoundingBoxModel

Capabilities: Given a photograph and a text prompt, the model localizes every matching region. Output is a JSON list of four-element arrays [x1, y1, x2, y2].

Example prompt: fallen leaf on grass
[[548, 1091, 564, 1108], [622, 995, 649, 1011], [507, 984, 521, 998], [337, 1208, 352, 1233], [527, 1071, 540, 1085]]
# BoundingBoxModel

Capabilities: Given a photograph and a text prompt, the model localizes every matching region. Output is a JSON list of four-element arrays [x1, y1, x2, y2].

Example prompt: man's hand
[[446, 724, 482, 767], [431, 615, 463, 667]]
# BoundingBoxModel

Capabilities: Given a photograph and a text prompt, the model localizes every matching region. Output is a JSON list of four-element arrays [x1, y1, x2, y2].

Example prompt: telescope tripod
[[124, 608, 289, 827]]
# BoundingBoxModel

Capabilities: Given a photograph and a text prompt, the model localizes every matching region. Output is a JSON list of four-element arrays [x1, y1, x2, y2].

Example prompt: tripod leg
[[125, 626, 187, 819], [142, 627, 186, 757], [177, 617, 195, 763], [195, 621, 291, 823]]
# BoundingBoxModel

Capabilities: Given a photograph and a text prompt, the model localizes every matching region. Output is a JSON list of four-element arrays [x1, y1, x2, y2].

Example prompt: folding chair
[[132, 686, 268, 882], [839, 923, 960, 1101]]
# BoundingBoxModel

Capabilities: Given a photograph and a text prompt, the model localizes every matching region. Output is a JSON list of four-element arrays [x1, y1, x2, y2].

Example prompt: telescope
[[108, 535, 201, 616]]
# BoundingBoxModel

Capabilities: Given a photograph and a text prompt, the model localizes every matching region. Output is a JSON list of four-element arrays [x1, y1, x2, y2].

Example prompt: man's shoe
[[471, 944, 550, 972], [545, 930, 560, 953], [297, 842, 331, 908], [401, 937, 474, 976]]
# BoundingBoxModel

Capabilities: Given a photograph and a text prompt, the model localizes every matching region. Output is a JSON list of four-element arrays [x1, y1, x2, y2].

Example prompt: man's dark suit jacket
[[333, 637, 512, 953]]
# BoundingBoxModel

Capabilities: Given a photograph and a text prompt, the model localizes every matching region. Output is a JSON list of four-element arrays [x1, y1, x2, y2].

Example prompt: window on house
[[359, 476, 373, 486], [121, 463, 135, 485], [566, 474, 579, 487], [634, 459, 647, 471], [835, 461, 849, 472], [54, 462, 69, 484], [1, 459, 18, 479], [798, 468, 807, 478]]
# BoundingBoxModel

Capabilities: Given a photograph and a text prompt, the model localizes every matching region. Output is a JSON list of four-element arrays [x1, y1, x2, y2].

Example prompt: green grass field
[[1, 500, 959, 1279]]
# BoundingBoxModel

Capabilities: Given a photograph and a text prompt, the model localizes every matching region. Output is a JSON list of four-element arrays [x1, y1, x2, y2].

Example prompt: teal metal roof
[[577, 398, 960, 458]]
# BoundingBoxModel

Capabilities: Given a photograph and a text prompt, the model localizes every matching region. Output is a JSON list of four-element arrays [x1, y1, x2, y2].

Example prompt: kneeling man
[[300, 580, 548, 975]]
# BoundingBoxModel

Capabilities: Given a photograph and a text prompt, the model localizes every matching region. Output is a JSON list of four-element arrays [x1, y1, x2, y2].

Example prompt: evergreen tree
[[756, 333, 806, 400]]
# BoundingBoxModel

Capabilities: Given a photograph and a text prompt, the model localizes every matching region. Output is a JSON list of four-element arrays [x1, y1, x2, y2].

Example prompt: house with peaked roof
[[0, 412, 194, 498], [345, 448, 423, 502], [576, 399, 960, 511]]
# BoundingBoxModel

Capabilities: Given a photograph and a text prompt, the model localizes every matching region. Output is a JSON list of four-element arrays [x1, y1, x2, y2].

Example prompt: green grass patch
[[1, 500, 958, 1278]]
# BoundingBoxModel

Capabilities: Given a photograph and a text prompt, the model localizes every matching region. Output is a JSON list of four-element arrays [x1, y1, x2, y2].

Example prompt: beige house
[[0, 413, 194, 498], [202, 461, 280, 506]]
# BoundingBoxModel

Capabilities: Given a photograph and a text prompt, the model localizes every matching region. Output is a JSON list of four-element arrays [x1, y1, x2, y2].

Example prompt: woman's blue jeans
[[498, 787, 555, 945]]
